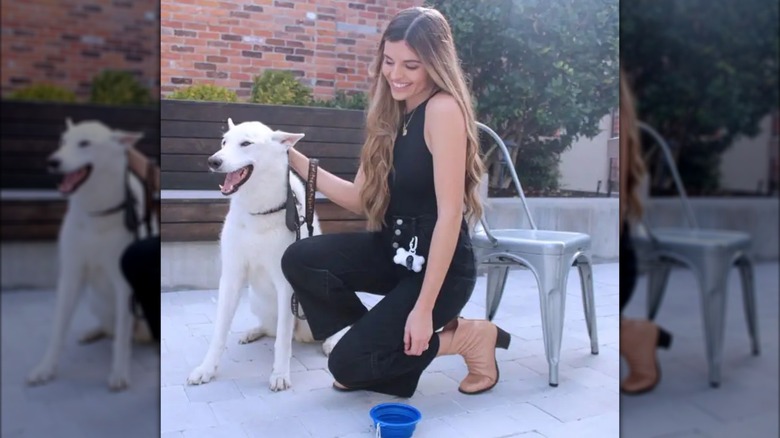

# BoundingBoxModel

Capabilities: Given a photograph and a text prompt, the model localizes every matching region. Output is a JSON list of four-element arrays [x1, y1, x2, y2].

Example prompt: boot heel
[[657, 327, 672, 349], [495, 327, 511, 350]]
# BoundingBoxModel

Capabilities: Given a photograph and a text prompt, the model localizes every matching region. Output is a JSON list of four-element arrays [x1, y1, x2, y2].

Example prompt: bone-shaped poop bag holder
[[393, 236, 425, 273]]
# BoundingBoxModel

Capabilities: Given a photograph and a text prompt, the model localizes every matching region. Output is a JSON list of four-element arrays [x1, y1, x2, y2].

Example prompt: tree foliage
[[621, 0, 779, 195], [428, 0, 619, 193]]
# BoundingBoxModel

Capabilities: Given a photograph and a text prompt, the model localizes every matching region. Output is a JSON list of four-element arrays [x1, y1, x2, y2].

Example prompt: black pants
[[620, 222, 637, 311], [281, 216, 476, 398], [120, 236, 160, 342]]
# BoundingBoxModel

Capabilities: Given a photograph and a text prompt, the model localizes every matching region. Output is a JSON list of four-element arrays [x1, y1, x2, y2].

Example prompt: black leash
[[89, 167, 137, 238], [250, 158, 318, 320], [90, 163, 155, 243], [88, 161, 155, 320], [290, 158, 319, 320]]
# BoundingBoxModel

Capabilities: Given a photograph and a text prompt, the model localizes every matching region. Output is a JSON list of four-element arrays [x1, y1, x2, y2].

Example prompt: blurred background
[[1, 1, 160, 437], [620, 0, 778, 436]]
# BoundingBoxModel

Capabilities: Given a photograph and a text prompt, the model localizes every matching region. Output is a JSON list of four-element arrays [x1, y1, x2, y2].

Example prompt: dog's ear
[[65, 118, 74, 129], [228, 118, 235, 129], [111, 130, 145, 148], [272, 131, 305, 149]]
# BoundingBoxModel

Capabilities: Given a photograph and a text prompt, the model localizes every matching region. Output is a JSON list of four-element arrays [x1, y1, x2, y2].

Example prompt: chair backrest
[[475, 122, 537, 232], [637, 121, 699, 229]]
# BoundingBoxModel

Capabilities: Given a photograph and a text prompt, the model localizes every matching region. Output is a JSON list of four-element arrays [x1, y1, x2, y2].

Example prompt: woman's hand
[[404, 305, 434, 356], [287, 146, 364, 215], [127, 147, 160, 192]]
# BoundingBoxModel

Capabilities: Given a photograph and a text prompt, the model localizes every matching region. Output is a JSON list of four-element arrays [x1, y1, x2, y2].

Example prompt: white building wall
[[719, 114, 774, 193], [558, 113, 613, 194]]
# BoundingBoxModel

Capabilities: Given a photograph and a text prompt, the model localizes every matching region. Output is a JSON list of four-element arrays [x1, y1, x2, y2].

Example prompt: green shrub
[[6, 84, 77, 102], [168, 84, 238, 102], [90, 70, 151, 105], [250, 70, 312, 106], [332, 90, 368, 109], [312, 90, 368, 110]]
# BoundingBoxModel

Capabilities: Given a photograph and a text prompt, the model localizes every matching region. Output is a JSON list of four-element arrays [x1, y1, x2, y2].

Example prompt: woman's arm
[[404, 93, 468, 355], [288, 147, 365, 216], [417, 93, 468, 310], [127, 147, 160, 192]]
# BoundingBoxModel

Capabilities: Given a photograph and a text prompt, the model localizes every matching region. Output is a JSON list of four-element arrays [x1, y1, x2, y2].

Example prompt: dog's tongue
[[220, 170, 244, 194], [58, 168, 87, 193]]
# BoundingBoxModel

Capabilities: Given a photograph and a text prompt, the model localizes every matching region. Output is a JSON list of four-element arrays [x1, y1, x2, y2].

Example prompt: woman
[[619, 69, 673, 395], [281, 7, 510, 398], [120, 147, 160, 342]]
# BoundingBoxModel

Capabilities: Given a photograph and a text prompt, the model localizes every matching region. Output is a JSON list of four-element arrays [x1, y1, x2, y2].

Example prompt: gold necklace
[[402, 105, 419, 136]]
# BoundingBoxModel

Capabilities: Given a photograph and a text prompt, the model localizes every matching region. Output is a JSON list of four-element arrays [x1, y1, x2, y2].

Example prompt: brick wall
[[0, 1, 160, 100], [161, 0, 425, 99]]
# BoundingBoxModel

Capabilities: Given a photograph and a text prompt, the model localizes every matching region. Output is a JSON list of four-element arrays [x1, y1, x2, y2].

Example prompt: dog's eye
[[78, 140, 90, 148], [240, 141, 252, 147]]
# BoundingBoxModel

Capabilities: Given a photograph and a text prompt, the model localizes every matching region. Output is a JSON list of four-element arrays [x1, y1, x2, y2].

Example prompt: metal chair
[[633, 121, 759, 387], [471, 122, 599, 387]]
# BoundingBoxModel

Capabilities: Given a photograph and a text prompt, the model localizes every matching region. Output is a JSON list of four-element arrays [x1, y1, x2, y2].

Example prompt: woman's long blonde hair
[[619, 69, 646, 225], [359, 7, 485, 231]]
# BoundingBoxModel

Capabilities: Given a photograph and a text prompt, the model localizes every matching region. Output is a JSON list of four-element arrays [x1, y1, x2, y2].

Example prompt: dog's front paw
[[269, 371, 291, 392], [27, 363, 56, 386], [108, 368, 130, 391], [187, 364, 217, 385]]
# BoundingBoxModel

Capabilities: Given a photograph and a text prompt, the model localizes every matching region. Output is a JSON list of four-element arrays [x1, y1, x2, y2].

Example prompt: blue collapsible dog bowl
[[369, 403, 422, 438]]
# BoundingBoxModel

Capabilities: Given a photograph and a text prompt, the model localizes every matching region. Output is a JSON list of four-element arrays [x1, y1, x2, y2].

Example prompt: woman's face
[[382, 40, 433, 109]]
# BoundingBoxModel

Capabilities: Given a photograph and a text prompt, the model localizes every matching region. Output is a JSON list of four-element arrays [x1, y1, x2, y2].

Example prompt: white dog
[[187, 118, 346, 391], [27, 118, 154, 391]]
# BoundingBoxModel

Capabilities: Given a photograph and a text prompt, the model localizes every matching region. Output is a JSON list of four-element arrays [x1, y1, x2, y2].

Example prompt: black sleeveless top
[[385, 93, 440, 218], [381, 91, 474, 276]]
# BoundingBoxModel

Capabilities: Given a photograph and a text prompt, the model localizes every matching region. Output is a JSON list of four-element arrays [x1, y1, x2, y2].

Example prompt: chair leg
[[698, 267, 730, 388], [485, 264, 509, 321], [735, 254, 760, 356], [537, 258, 569, 387], [575, 254, 598, 355], [647, 262, 672, 320]]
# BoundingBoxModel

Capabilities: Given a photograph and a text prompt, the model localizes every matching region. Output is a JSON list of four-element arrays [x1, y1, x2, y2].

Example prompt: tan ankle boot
[[620, 318, 672, 395], [437, 318, 511, 394]]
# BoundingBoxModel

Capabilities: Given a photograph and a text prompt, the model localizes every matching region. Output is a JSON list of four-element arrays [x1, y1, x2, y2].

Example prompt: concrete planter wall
[[3, 196, 777, 291], [162, 196, 775, 290]]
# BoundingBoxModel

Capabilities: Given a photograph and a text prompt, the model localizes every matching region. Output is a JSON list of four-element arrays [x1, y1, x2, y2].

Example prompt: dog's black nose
[[47, 158, 60, 170], [208, 157, 222, 169]]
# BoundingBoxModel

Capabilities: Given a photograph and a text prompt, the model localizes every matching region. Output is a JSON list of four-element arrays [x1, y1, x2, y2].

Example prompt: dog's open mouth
[[219, 165, 253, 195], [57, 165, 92, 194]]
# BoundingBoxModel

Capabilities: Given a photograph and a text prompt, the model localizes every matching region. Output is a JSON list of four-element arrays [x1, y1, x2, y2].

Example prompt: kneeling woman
[[281, 6, 510, 398]]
